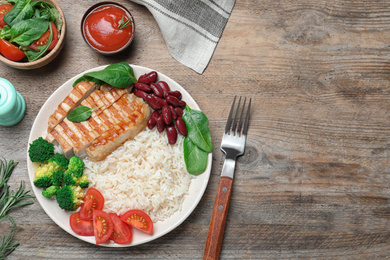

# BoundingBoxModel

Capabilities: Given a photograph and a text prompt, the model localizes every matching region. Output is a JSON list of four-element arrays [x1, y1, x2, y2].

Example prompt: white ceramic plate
[[27, 64, 212, 247]]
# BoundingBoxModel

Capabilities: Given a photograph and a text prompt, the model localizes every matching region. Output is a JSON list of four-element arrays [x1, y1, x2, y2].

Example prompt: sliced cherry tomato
[[109, 213, 132, 244], [0, 39, 25, 61], [69, 212, 94, 236], [79, 187, 105, 220], [93, 210, 113, 245], [30, 21, 59, 51], [120, 209, 153, 235], [0, 4, 13, 28]]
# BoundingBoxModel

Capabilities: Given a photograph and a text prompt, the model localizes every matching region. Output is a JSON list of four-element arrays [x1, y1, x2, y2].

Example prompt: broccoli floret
[[56, 185, 84, 211], [52, 170, 64, 186], [63, 173, 77, 186], [42, 186, 60, 198], [77, 175, 89, 189], [33, 154, 68, 188], [65, 156, 85, 177], [33, 176, 52, 188], [48, 154, 69, 170], [28, 137, 54, 163]]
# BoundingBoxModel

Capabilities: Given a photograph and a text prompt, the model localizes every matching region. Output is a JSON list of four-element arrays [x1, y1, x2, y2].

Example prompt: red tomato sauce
[[83, 4, 134, 52]]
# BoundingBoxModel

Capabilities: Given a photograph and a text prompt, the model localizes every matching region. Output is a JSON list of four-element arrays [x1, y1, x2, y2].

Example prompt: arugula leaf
[[9, 17, 48, 46], [73, 62, 137, 88], [24, 21, 52, 62], [3, 0, 34, 27], [67, 105, 103, 123], [182, 106, 213, 153], [183, 137, 208, 175]]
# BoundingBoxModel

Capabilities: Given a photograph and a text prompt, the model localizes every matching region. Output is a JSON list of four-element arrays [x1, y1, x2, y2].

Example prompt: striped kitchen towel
[[131, 0, 236, 74]]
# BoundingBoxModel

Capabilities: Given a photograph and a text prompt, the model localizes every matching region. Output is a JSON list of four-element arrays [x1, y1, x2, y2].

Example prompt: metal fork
[[203, 96, 251, 260]]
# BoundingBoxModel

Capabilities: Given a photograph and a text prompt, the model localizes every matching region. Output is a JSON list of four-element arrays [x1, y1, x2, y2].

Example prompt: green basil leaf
[[9, 17, 48, 46], [66, 105, 103, 122], [182, 106, 213, 153], [72, 62, 136, 88], [67, 106, 93, 123], [183, 137, 208, 175], [24, 21, 52, 61], [3, 0, 34, 27]]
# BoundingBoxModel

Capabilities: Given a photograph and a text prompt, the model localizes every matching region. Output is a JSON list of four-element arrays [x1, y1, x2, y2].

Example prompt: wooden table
[[1, 0, 390, 259]]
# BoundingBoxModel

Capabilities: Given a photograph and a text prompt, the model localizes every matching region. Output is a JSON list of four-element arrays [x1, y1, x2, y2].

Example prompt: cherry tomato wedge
[[69, 212, 94, 236], [30, 21, 59, 51], [79, 187, 105, 221], [0, 4, 13, 28], [120, 209, 153, 235], [93, 210, 113, 245], [109, 213, 132, 244], [0, 39, 25, 61]]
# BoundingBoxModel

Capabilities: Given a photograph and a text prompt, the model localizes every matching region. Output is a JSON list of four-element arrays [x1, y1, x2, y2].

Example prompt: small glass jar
[[0, 78, 26, 126]]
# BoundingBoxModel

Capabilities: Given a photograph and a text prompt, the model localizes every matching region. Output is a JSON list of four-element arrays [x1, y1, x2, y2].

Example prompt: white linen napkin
[[131, 0, 236, 74]]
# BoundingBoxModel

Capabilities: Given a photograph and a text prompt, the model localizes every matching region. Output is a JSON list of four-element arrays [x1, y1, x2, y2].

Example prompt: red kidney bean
[[175, 117, 187, 136], [161, 105, 172, 125], [157, 81, 170, 96], [138, 71, 158, 85], [166, 95, 180, 107], [156, 115, 165, 132], [167, 90, 182, 100], [148, 117, 156, 129], [133, 89, 148, 101], [169, 105, 177, 120], [147, 111, 159, 129], [150, 83, 163, 98], [166, 125, 177, 144], [134, 83, 151, 92], [146, 95, 164, 110], [178, 100, 186, 108], [175, 107, 183, 117]]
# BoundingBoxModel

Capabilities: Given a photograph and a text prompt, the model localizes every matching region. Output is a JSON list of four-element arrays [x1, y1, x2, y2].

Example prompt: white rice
[[83, 127, 192, 222]]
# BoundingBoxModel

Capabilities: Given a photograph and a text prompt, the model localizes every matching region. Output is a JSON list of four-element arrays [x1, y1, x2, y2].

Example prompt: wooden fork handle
[[203, 176, 233, 260]]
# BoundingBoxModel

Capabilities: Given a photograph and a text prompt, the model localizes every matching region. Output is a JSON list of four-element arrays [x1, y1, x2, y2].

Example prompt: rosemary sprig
[[118, 14, 133, 29], [0, 158, 35, 259], [0, 227, 22, 260]]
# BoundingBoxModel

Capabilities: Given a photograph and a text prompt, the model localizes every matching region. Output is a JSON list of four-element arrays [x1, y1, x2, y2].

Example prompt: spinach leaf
[[183, 137, 208, 175], [31, 1, 62, 31], [3, 0, 34, 27], [24, 21, 52, 61], [67, 106, 103, 123], [0, 25, 11, 40], [9, 17, 48, 46], [182, 106, 213, 153], [73, 62, 137, 88]]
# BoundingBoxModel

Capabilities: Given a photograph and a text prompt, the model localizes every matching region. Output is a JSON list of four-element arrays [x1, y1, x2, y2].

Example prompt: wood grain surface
[[1, 0, 390, 259]]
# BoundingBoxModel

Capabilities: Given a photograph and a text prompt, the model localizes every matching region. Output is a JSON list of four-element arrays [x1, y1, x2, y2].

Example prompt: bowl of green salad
[[0, 0, 66, 69]]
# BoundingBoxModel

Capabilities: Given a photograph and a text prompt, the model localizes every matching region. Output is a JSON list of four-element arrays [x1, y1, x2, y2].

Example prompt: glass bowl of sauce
[[81, 2, 135, 54]]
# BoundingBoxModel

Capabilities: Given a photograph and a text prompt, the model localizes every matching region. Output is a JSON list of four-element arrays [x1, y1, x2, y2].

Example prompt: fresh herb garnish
[[67, 105, 103, 123], [118, 14, 133, 29], [73, 62, 137, 89], [0, 226, 22, 259], [0, 158, 35, 259], [182, 106, 213, 174]]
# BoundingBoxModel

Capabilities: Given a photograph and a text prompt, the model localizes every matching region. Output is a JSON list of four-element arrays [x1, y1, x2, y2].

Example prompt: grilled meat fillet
[[85, 94, 151, 161], [47, 81, 96, 133]]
